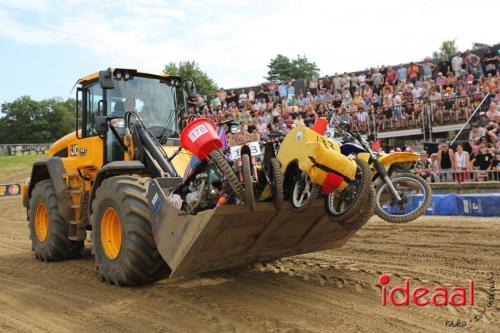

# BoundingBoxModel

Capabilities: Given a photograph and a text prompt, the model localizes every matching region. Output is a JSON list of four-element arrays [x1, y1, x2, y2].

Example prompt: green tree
[[266, 54, 320, 81], [266, 54, 294, 81], [472, 42, 491, 50], [0, 96, 74, 144], [432, 39, 460, 58], [163, 61, 218, 96]]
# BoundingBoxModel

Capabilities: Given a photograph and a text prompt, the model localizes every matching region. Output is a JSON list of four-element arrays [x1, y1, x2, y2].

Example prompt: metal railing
[[415, 169, 500, 184], [323, 92, 490, 140]]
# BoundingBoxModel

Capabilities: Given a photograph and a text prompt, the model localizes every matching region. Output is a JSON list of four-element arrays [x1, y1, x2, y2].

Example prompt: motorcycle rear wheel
[[375, 173, 431, 223]]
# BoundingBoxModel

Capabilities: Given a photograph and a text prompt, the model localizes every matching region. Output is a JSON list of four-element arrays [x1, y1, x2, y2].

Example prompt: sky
[[0, 0, 498, 103]]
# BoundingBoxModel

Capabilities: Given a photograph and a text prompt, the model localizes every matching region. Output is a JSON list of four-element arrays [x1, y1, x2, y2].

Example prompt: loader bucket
[[147, 179, 365, 278]]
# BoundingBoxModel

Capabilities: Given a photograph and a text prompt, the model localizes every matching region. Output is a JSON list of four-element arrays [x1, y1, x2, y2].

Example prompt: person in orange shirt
[[408, 62, 420, 84]]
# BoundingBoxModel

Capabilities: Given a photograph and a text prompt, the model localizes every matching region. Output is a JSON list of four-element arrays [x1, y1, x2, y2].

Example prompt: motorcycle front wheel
[[375, 173, 431, 223], [324, 158, 373, 221], [291, 171, 319, 211]]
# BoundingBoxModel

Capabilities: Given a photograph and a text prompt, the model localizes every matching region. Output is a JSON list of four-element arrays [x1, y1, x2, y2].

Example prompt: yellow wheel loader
[[22, 68, 367, 286]]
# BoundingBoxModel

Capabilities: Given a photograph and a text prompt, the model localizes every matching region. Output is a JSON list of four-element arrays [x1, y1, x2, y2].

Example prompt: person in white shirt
[[248, 89, 255, 102], [454, 143, 470, 182], [452, 53, 464, 77], [358, 72, 367, 89]]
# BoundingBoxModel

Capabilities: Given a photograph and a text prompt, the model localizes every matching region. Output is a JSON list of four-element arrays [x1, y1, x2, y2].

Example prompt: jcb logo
[[70, 144, 78, 156]]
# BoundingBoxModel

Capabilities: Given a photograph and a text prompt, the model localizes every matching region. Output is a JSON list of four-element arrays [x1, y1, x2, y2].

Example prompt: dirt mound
[[0, 196, 498, 332]]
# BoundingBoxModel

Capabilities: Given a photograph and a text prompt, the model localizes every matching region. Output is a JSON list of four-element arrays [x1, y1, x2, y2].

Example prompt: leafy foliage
[[472, 42, 492, 50], [0, 97, 75, 144], [266, 54, 320, 81], [164, 61, 218, 96], [432, 40, 460, 58]]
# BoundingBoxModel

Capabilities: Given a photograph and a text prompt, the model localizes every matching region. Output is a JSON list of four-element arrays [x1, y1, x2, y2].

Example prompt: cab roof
[[76, 68, 177, 85]]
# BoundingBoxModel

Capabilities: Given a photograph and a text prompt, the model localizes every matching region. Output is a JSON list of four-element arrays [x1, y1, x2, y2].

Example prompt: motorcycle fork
[[373, 159, 402, 202]]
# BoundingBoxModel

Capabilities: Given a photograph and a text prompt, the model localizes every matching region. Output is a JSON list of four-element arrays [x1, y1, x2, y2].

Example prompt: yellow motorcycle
[[270, 126, 374, 230], [334, 122, 431, 223]]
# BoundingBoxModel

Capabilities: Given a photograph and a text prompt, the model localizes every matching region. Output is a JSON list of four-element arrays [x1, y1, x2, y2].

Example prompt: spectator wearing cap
[[436, 72, 447, 86], [478, 111, 490, 127]]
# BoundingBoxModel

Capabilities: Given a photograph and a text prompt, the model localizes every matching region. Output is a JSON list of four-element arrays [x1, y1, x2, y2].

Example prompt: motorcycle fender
[[357, 152, 370, 163], [378, 152, 418, 170]]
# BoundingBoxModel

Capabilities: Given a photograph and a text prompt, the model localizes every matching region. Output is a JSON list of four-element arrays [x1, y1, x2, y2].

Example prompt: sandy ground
[[0, 193, 498, 333]]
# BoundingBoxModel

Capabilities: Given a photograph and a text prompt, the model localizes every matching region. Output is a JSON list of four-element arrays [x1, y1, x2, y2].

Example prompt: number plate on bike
[[188, 124, 209, 142]]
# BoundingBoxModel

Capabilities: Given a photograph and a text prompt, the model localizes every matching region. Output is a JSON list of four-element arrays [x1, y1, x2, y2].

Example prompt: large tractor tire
[[28, 180, 83, 261], [91, 176, 169, 286]]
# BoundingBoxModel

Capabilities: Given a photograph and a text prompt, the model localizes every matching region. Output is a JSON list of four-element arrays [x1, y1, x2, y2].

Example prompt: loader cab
[[76, 68, 182, 163]]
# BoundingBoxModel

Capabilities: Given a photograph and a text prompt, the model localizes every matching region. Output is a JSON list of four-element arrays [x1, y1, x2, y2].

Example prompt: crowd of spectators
[[414, 133, 500, 183], [184, 48, 498, 141], [180, 47, 500, 183]]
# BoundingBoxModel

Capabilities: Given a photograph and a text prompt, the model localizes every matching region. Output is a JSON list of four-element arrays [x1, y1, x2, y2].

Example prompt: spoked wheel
[[291, 171, 320, 211], [210, 149, 246, 202], [375, 173, 431, 223], [325, 158, 373, 226], [241, 154, 256, 212], [268, 158, 284, 210]]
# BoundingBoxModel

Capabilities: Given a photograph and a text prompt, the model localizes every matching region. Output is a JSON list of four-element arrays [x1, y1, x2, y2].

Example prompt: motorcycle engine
[[183, 171, 221, 213]]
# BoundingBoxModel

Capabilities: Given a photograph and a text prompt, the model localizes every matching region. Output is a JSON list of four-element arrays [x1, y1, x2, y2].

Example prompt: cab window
[[84, 83, 103, 137]]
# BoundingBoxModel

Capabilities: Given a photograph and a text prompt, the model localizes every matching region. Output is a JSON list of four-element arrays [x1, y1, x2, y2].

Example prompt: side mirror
[[185, 80, 197, 98], [99, 68, 114, 89], [95, 116, 109, 135]]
